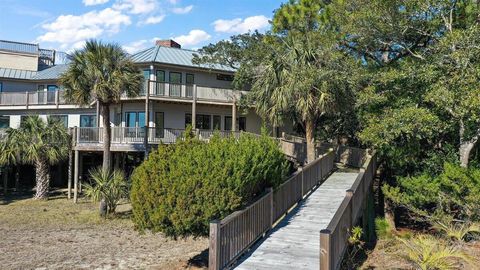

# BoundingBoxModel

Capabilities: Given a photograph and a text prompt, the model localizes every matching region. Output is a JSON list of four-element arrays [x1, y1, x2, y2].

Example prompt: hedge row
[[130, 130, 289, 237]]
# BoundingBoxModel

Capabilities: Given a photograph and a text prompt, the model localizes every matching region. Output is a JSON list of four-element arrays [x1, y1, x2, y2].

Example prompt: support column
[[192, 84, 197, 128], [73, 150, 79, 203], [96, 101, 100, 128], [231, 99, 237, 132], [67, 150, 72, 199]]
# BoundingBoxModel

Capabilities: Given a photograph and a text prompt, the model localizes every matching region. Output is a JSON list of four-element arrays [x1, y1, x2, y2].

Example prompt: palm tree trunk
[[305, 118, 316, 163], [101, 104, 112, 172], [34, 159, 50, 199]]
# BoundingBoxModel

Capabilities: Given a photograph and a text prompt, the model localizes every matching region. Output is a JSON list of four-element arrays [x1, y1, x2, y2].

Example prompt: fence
[[209, 150, 335, 270], [319, 153, 377, 270]]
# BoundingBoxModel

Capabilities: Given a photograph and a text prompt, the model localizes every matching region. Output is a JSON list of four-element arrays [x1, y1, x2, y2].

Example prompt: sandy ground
[[0, 193, 208, 270]]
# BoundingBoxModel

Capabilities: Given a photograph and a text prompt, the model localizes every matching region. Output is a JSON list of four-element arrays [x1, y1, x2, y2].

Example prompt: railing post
[[25, 91, 29, 109], [320, 229, 332, 270], [267, 187, 274, 227], [55, 90, 59, 108], [209, 220, 221, 270]]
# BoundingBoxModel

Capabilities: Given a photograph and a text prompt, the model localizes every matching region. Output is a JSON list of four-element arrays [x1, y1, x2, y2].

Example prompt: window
[[0, 82, 3, 92], [213, 115, 221, 130], [47, 85, 58, 91], [156, 70, 165, 82], [155, 112, 164, 138], [80, 115, 96, 127], [185, 113, 211, 130], [225, 116, 246, 131], [37, 85, 44, 91], [217, 74, 234, 81], [142, 70, 150, 95], [0, 115, 9, 128], [169, 72, 182, 84], [125, 112, 145, 127], [50, 115, 68, 128]]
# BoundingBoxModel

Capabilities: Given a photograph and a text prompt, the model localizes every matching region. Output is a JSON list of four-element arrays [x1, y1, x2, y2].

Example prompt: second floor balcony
[[0, 90, 69, 107], [0, 82, 247, 108]]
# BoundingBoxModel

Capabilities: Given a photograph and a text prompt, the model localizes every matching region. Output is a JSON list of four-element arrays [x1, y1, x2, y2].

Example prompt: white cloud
[[123, 39, 149, 53], [172, 5, 193, 14], [36, 8, 131, 50], [213, 15, 270, 34], [167, 0, 179, 4], [83, 0, 109, 6], [173, 29, 211, 47], [139, 14, 165, 25], [113, 0, 157, 14]]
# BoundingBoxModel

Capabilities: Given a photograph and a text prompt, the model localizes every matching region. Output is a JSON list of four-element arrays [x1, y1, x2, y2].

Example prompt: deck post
[[231, 99, 237, 131], [73, 150, 79, 203], [209, 220, 221, 270], [192, 84, 197, 129], [320, 229, 332, 270], [67, 149, 72, 199]]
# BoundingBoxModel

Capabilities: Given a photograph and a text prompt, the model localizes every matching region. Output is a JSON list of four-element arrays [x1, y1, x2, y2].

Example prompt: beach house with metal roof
[[0, 39, 285, 190]]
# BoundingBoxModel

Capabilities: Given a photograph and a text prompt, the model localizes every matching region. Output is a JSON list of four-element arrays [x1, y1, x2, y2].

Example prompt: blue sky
[[0, 0, 284, 53]]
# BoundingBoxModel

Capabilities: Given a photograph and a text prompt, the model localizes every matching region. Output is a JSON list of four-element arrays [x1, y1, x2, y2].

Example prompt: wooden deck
[[234, 171, 359, 270]]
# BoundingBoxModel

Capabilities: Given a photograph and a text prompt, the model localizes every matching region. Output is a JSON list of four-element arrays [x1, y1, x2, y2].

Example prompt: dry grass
[[0, 192, 208, 270]]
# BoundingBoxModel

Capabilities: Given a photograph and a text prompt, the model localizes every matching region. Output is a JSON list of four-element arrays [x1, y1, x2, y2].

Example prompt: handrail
[[209, 150, 336, 270], [0, 90, 69, 106], [320, 152, 377, 270]]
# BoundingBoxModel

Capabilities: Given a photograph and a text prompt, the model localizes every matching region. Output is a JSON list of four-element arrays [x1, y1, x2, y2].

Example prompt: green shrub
[[130, 131, 289, 237], [383, 163, 480, 223], [375, 217, 394, 239]]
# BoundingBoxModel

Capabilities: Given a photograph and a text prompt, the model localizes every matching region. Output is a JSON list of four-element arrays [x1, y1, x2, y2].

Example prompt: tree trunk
[[34, 159, 50, 199], [305, 118, 316, 163], [101, 104, 112, 172], [459, 142, 474, 167]]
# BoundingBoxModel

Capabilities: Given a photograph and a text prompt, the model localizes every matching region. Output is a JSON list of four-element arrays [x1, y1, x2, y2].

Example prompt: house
[[0, 39, 291, 190]]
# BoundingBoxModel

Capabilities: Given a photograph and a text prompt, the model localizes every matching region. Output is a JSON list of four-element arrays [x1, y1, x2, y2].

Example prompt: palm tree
[[250, 33, 352, 162], [60, 40, 143, 171], [0, 116, 70, 199]]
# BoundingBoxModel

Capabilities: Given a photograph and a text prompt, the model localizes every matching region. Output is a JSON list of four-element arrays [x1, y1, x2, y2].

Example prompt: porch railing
[[75, 127, 242, 145], [0, 90, 68, 106], [209, 150, 336, 270]]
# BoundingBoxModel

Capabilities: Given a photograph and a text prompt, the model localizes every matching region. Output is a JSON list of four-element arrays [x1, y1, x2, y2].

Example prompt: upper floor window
[[0, 82, 3, 92], [37, 85, 44, 92], [80, 115, 96, 128], [47, 85, 58, 92], [125, 112, 145, 128], [50, 115, 68, 128], [0, 115, 9, 128], [217, 74, 234, 81], [185, 113, 211, 130], [156, 70, 165, 82], [170, 72, 182, 84]]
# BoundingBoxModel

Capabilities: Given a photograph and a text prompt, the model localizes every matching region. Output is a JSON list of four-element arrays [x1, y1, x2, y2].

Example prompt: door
[[47, 85, 57, 104], [142, 70, 150, 95], [155, 70, 165, 95], [155, 112, 164, 138], [186, 73, 194, 97], [169, 72, 182, 96]]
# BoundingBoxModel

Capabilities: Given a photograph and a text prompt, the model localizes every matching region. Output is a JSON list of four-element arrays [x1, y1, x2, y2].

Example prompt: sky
[[0, 0, 284, 53]]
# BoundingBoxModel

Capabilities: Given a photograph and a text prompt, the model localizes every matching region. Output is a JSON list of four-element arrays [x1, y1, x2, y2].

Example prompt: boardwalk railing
[[320, 153, 377, 270], [209, 150, 335, 270]]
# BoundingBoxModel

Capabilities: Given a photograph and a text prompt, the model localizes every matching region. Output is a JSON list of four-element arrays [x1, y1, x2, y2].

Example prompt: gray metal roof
[[32, 65, 68, 80], [0, 67, 36, 80], [131, 46, 236, 72], [0, 40, 38, 54], [0, 65, 67, 81]]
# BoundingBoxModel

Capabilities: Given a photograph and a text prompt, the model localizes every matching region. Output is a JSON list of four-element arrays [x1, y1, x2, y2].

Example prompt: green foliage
[[384, 163, 480, 222], [60, 40, 143, 105], [130, 132, 289, 237], [375, 217, 394, 240], [398, 234, 472, 270], [432, 219, 480, 242], [84, 167, 130, 214]]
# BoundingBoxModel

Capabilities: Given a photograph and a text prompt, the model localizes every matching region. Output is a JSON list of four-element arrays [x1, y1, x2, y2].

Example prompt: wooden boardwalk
[[234, 171, 359, 270]]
